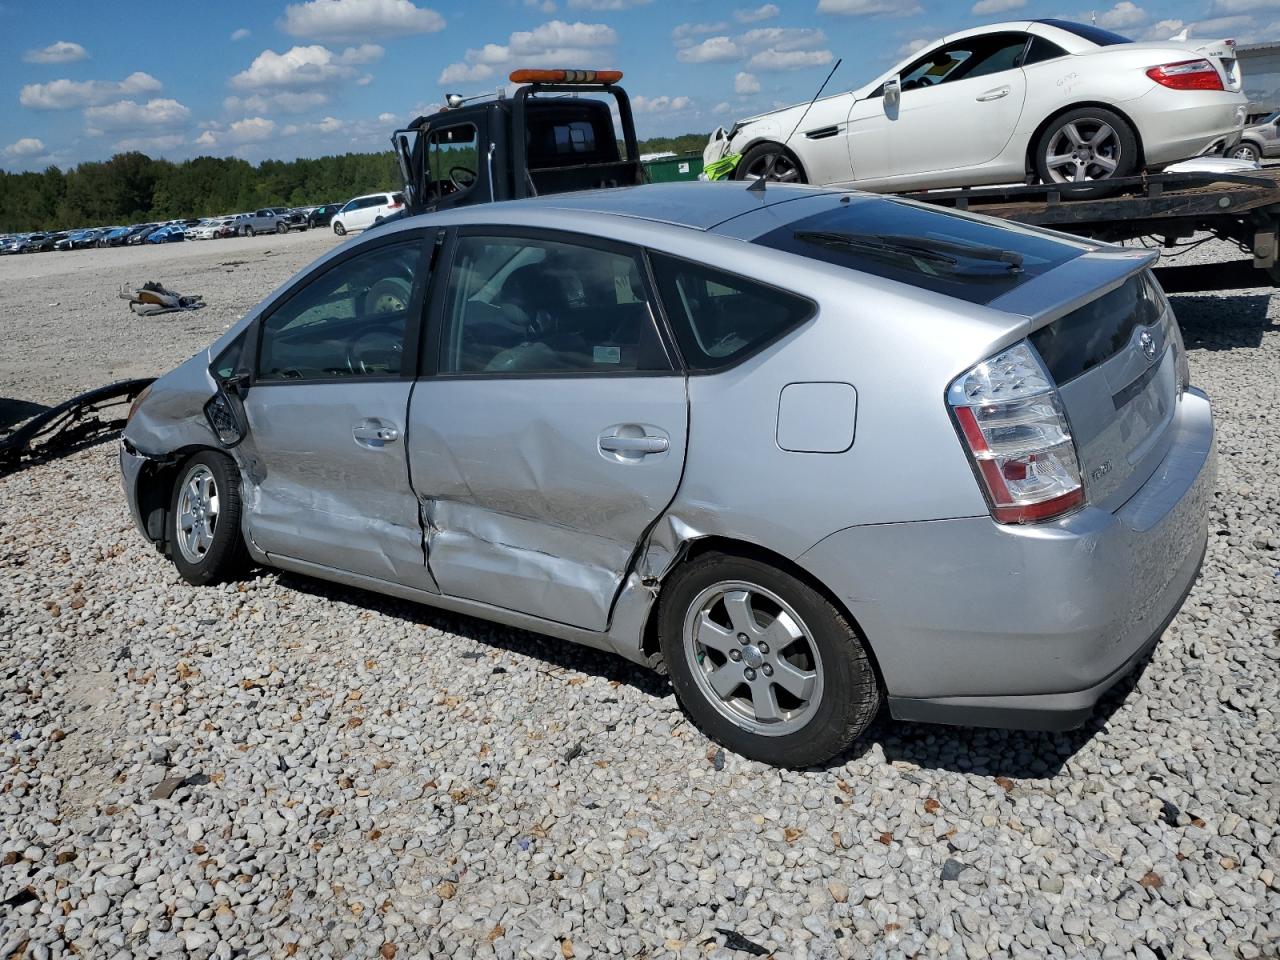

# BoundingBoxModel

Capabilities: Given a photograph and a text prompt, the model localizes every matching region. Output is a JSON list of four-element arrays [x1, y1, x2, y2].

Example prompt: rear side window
[[1022, 35, 1068, 65], [649, 254, 812, 371], [1029, 272, 1164, 383]]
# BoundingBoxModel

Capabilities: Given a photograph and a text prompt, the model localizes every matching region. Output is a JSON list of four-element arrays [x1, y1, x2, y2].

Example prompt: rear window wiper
[[794, 230, 1024, 273]]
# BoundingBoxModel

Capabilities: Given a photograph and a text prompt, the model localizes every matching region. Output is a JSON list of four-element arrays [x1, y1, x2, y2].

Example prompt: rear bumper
[[1136, 88, 1248, 166], [798, 387, 1215, 731]]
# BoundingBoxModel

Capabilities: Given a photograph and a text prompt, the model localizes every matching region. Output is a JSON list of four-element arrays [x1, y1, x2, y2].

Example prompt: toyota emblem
[[1139, 330, 1157, 362]]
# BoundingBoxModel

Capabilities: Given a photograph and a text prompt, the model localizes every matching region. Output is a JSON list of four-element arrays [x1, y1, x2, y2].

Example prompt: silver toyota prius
[[120, 182, 1214, 767]]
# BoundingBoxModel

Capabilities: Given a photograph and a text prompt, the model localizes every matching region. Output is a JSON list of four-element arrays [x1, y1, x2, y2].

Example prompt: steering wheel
[[449, 166, 477, 190], [346, 329, 403, 375]]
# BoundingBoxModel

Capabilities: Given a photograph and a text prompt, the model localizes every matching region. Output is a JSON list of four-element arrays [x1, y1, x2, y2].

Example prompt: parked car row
[[0, 196, 396, 253]]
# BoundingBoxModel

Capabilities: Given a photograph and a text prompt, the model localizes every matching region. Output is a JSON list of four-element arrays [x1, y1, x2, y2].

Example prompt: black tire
[[658, 552, 879, 768], [1232, 141, 1261, 163], [1033, 107, 1138, 195], [244, 226, 255, 238], [276, 221, 288, 234], [734, 142, 807, 184], [168, 451, 251, 586], [333, 221, 347, 236]]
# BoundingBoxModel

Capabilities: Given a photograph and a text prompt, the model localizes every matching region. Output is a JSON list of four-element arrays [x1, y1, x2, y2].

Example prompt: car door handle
[[353, 421, 399, 445], [976, 87, 1010, 102], [599, 434, 668, 454]]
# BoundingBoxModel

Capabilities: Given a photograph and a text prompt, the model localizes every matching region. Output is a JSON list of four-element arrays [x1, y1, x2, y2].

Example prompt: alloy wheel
[[1043, 118, 1123, 183], [683, 581, 824, 736], [175, 465, 220, 565], [744, 151, 801, 183]]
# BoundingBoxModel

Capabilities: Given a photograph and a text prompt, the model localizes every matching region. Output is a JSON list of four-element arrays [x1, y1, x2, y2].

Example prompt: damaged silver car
[[120, 182, 1214, 767]]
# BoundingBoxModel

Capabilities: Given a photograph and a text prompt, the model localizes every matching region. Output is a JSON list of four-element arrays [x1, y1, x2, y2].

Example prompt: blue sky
[[1, 0, 1276, 170]]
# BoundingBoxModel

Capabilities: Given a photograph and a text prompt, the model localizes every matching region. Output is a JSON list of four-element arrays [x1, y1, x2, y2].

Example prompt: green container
[[642, 153, 705, 183]]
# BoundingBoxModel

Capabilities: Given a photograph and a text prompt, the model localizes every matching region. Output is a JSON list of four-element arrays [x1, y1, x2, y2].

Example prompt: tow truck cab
[[392, 69, 643, 216]]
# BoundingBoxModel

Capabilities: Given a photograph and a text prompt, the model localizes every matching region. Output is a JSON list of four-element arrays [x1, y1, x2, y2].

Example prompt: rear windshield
[[754, 199, 1084, 305], [1038, 19, 1132, 46], [526, 101, 621, 168]]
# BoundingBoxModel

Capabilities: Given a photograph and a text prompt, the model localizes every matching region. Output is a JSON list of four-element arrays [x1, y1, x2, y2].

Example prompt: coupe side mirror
[[883, 75, 901, 108]]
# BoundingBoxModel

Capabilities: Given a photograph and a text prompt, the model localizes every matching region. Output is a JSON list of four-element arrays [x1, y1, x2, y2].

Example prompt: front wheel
[[276, 222, 288, 234], [658, 553, 880, 768], [734, 143, 807, 184], [333, 221, 347, 236], [1034, 107, 1138, 190], [169, 452, 251, 586], [1231, 142, 1261, 163]]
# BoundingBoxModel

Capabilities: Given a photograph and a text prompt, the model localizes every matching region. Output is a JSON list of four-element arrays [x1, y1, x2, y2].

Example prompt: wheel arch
[[736, 138, 810, 182], [134, 444, 234, 554], [1024, 101, 1146, 177], [637, 535, 886, 689]]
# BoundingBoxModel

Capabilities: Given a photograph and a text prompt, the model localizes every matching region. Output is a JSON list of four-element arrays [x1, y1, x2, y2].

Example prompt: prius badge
[[1139, 330, 1157, 362]]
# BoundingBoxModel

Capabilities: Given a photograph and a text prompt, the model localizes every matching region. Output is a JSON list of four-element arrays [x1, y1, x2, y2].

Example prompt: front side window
[[257, 241, 420, 381], [900, 32, 1029, 90], [427, 124, 479, 201], [439, 234, 669, 375], [649, 254, 813, 371]]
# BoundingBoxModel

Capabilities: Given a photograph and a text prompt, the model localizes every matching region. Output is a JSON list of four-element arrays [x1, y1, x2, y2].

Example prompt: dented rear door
[[407, 228, 687, 632]]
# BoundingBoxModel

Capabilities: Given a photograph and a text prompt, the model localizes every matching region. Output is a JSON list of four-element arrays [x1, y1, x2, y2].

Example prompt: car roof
[[482, 181, 837, 232]]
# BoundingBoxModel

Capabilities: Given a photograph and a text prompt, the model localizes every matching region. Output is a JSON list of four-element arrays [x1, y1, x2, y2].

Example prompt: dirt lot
[[0, 234, 1277, 959]]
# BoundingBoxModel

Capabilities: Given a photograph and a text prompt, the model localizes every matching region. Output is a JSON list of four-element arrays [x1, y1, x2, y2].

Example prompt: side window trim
[[247, 228, 438, 387], [421, 224, 679, 380]]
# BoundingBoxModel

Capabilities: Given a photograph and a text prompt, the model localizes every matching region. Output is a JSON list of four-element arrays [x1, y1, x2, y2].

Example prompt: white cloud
[[19, 71, 162, 110], [677, 36, 743, 63], [816, 0, 922, 15], [437, 20, 617, 87], [281, 0, 444, 41], [525, 0, 557, 11], [84, 98, 191, 134], [749, 48, 833, 71], [673, 22, 728, 44], [739, 27, 827, 51], [898, 37, 931, 55], [23, 41, 88, 64], [230, 44, 383, 91], [1094, 1, 1147, 29], [734, 70, 761, 93], [631, 94, 693, 112], [971, 0, 1024, 14], [1141, 18, 1184, 39], [112, 133, 185, 153], [196, 117, 279, 148], [735, 3, 779, 22], [3, 138, 46, 157], [1187, 13, 1255, 35], [713, 101, 732, 113], [231, 28, 251, 41], [224, 91, 331, 114], [1208, 0, 1273, 12], [566, 0, 651, 8]]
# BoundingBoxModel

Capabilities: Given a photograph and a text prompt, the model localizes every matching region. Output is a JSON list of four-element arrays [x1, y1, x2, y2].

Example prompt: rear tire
[[735, 143, 807, 184], [244, 226, 255, 238], [333, 221, 347, 236], [1034, 107, 1138, 195], [169, 451, 251, 587], [658, 553, 879, 768], [1232, 141, 1261, 163]]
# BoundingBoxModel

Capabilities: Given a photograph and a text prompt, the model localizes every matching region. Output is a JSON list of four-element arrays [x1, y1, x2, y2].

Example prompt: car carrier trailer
[[901, 167, 1280, 291]]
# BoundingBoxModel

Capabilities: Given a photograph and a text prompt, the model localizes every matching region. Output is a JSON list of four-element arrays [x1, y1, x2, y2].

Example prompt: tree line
[[0, 133, 711, 233]]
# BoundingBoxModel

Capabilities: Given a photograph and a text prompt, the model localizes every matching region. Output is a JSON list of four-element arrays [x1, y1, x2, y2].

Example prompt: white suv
[[331, 193, 404, 235]]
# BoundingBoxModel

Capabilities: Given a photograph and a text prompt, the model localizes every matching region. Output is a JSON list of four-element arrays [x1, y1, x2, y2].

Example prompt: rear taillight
[[947, 342, 1083, 524], [1146, 59, 1224, 91]]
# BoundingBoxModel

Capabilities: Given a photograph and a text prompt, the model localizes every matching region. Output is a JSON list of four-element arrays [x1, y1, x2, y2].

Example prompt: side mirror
[[883, 75, 901, 109], [205, 373, 249, 447]]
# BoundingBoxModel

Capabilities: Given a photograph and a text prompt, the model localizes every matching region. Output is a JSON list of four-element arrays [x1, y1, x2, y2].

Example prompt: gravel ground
[[1, 235, 1277, 959]]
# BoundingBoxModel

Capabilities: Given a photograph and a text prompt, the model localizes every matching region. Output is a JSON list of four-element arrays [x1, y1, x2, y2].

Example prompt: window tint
[[900, 32, 1028, 90], [439, 235, 669, 375], [257, 242, 420, 381], [1023, 35, 1068, 65], [649, 254, 812, 371], [1029, 272, 1163, 383], [526, 104, 621, 168]]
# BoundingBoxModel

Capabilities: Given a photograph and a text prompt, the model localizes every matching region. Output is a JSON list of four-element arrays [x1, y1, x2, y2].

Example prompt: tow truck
[[390, 68, 643, 215]]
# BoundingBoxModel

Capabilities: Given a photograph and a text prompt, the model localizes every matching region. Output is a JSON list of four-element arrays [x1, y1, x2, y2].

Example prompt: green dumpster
[[642, 153, 705, 183]]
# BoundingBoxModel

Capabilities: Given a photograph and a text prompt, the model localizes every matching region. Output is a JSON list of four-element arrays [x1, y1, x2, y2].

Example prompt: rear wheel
[[1034, 107, 1138, 190], [243, 225, 255, 238], [658, 553, 879, 768], [333, 221, 347, 236], [735, 143, 807, 184], [1232, 141, 1261, 163], [169, 451, 251, 586]]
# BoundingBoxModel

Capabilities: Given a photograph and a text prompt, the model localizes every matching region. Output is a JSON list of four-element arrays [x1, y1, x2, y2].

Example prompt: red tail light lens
[[948, 342, 1084, 524], [1146, 59, 1223, 91]]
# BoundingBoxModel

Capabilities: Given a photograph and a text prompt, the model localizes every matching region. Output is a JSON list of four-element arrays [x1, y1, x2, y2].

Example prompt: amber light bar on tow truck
[[508, 69, 623, 84]]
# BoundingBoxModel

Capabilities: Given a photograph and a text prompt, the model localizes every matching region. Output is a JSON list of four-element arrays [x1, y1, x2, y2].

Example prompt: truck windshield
[[754, 197, 1085, 305]]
